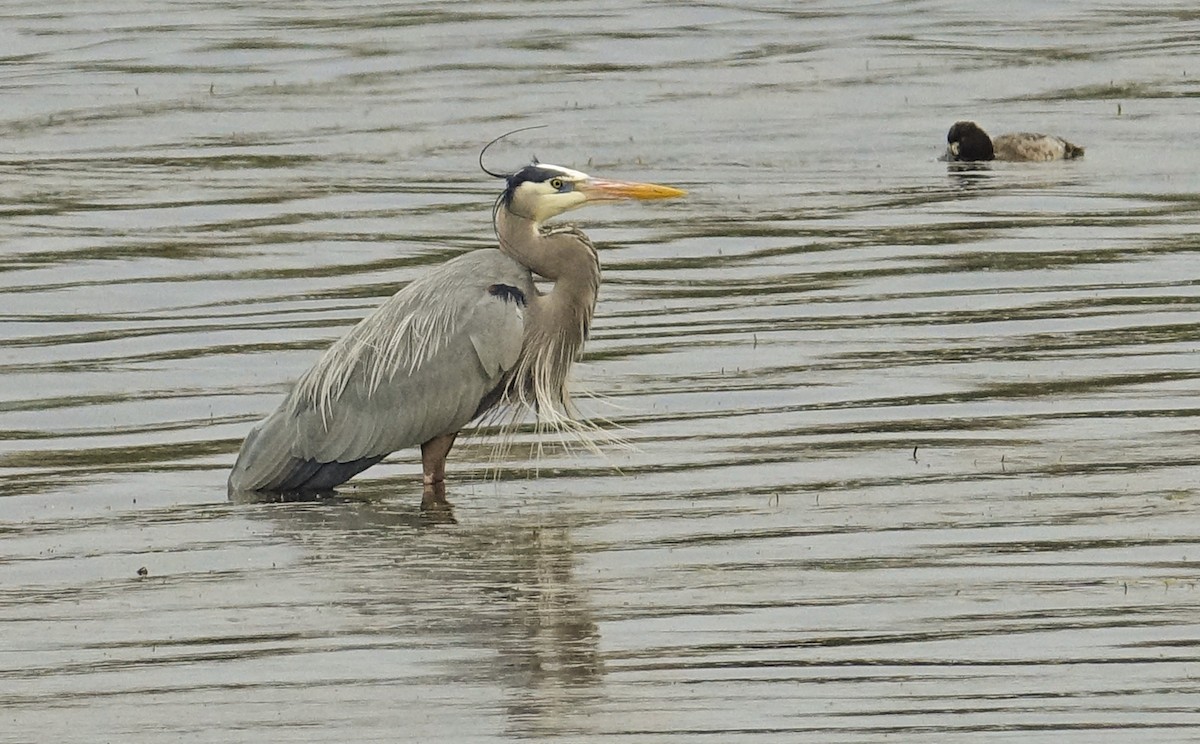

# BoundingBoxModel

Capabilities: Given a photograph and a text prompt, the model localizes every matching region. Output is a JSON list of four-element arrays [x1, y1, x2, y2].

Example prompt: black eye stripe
[[501, 164, 575, 207], [507, 165, 571, 189]]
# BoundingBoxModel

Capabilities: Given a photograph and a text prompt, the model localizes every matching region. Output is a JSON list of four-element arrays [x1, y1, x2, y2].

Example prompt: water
[[2, 1, 1200, 741]]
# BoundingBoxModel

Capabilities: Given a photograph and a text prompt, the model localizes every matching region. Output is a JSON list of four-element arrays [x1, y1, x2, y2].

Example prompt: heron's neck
[[496, 207, 600, 347], [494, 207, 599, 421]]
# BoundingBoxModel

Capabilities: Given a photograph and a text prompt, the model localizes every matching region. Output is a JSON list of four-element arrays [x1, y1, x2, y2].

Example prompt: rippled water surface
[[3, 1, 1200, 741]]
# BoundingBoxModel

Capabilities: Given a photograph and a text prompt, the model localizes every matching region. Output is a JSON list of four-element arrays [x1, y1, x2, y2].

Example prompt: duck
[[945, 121, 1084, 162]]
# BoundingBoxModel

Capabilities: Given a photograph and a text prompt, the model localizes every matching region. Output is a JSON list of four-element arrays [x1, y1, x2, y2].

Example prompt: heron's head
[[500, 162, 685, 223]]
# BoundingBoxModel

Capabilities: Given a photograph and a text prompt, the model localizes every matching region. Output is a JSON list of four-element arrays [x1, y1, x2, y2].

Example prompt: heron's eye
[[549, 178, 564, 190]]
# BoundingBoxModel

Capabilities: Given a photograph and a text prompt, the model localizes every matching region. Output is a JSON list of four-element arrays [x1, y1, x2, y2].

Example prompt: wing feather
[[228, 249, 535, 493], [993, 132, 1082, 162], [470, 306, 524, 377]]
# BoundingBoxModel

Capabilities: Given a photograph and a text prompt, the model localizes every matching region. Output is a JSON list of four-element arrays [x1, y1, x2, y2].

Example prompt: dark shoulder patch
[[487, 283, 528, 306]]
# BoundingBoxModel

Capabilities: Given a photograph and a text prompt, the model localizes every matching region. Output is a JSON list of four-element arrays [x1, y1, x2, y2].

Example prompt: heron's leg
[[420, 481, 456, 523], [421, 432, 458, 485]]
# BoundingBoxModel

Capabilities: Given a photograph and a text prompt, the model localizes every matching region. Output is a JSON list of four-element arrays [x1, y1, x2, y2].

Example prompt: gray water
[[2, 1, 1200, 741]]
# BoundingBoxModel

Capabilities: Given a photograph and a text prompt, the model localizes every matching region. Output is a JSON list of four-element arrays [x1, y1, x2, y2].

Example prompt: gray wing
[[228, 249, 535, 494]]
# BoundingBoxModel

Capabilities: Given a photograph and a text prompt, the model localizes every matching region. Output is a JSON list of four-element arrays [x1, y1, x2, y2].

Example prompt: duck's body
[[946, 121, 1084, 162]]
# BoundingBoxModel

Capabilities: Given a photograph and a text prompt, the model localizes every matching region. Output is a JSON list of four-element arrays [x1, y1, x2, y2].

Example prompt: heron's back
[[228, 249, 535, 494]]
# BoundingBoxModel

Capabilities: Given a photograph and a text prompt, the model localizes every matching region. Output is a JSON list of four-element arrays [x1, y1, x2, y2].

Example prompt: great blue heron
[[228, 153, 684, 497], [945, 121, 1084, 162]]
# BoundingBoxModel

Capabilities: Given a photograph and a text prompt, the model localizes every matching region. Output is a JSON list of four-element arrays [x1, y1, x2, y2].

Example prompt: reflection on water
[[2, 0, 1200, 741], [270, 497, 604, 740]]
